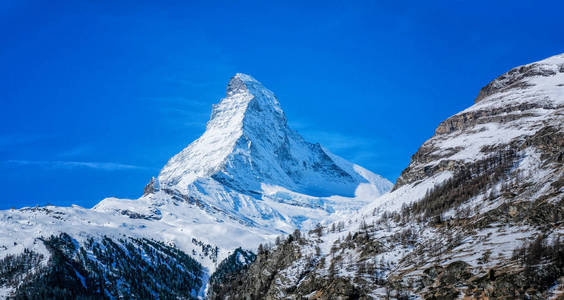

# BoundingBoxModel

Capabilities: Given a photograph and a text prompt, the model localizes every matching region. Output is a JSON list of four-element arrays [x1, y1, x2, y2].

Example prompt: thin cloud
[[288, 120, 395, 177], [139, 96, 212, 129], [56, 145, 95, 158], [0, 133, 54, 151], [3, 160, 147, 171], [158, 77, 215, 88], [290, 121, 384, 153], [139, 96, 209, 107]]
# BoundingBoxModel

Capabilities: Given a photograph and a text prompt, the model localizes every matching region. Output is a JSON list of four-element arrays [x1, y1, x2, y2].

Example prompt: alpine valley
[[1, 54, 564, 299]]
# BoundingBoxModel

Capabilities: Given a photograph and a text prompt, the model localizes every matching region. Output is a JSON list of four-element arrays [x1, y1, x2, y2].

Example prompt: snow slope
[[0, 73, 392, 288], [93, 73, 392, 252]]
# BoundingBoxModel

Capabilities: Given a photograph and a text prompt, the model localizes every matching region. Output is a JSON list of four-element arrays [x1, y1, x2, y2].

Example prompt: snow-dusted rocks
[[211, 54, 564, 299], [396, 53, 564, 188]]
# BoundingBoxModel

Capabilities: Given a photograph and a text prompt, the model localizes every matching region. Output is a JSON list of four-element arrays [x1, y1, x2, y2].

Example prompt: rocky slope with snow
[[0, 74, 391, 298], [212, 54, 564, 299], [91, 73, 391, 260]]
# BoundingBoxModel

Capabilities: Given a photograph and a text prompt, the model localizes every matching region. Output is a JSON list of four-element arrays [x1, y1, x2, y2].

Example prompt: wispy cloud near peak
[[3, 160, 148, 171]]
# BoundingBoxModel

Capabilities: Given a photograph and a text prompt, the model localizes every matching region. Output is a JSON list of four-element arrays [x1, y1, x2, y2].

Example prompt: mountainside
[[92, 74, 391, 255], [210, 54, 564, 299], [158, 73, 385, 198], [0, 74, 391, 298]]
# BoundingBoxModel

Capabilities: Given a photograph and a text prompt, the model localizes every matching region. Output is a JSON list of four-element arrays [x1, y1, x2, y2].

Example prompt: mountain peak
[[157, 74, 391, 199], [209, 73, 285, 131], [226, 73, 263, 96], [232, 73, 258, 83], [474, 53, 564, 103]]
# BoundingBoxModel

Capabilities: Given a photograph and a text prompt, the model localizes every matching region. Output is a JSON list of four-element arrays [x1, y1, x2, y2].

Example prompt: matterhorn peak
[[226, 73, 261, 95], [157, 73, 392, 199], [94, 73, 391, 270], [207, 73, 285, 131]]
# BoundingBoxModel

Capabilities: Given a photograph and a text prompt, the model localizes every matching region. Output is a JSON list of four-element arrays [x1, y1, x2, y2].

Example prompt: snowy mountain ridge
[[157, 73, 386, 198], [94, 74, 391, 237], [0, 73, 392, 298], [93, 73, 392, 245]]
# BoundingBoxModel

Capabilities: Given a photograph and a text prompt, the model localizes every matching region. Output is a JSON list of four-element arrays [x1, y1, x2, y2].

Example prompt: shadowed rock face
[[434, 102, 546, 136], [143, 177, 159, 195], [394, 54, 564, 189], [474, 61, 563, 104]]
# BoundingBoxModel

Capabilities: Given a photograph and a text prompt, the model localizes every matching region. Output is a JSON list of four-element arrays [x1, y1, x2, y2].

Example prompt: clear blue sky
[[1, 0, 563, 209]]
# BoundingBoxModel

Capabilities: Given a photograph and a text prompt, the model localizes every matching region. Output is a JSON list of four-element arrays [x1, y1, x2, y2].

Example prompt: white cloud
[[139, 96, 212, 129], [0, 133, 54, 151], [56, 145, 95, 158], [139, 96, 209, 107], [290, 121, 384, 156], [288, 120, 398, 179], [3, 160, 147, 171]]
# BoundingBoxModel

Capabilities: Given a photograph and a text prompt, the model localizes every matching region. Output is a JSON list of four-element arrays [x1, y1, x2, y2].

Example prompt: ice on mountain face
[[474, 53, 564, 104], [394, 53, 564, 188]]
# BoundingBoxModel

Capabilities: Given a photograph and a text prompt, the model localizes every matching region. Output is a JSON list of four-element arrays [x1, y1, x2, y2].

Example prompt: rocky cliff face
[[395, 53, 564, 188], [212, 54, 564, 299]]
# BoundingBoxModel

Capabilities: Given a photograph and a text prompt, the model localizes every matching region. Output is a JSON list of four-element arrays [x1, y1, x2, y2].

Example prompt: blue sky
[[1, 0, 563, 209]]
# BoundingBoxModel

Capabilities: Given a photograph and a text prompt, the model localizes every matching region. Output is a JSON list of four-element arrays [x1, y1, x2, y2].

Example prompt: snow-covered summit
[[92, 73, 392, 267], [474, 52, 564, 104], [158, 73, 391, 198]]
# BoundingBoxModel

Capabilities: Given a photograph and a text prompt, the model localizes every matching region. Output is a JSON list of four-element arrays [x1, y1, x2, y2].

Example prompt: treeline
[[208, 229, 311, 299], [207, 247, 256, 298], [13, 233, 99, 300], [512, 235, 564, 291], [10, 233, 204, 300], [191, 237, 219, 263], [402, 149, 518, 222], [0, 249, 44, 288]]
